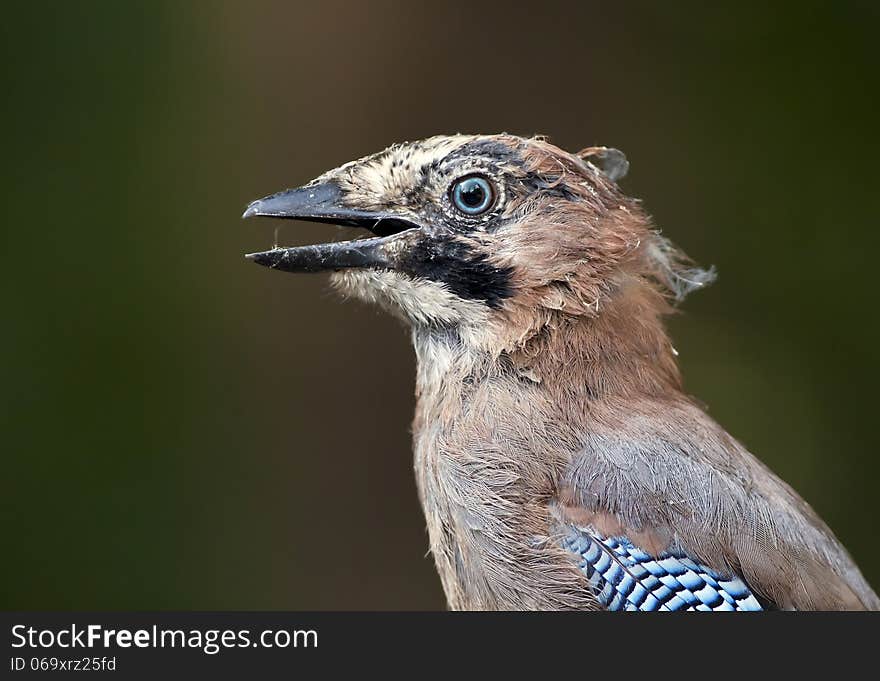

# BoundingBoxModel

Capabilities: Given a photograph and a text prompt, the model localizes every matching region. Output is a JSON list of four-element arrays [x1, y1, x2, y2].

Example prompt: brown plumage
[[244, 134, 878, 610]]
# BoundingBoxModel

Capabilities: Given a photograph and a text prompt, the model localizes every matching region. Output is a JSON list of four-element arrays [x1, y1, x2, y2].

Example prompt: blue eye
[[450, 175, 496, 215]]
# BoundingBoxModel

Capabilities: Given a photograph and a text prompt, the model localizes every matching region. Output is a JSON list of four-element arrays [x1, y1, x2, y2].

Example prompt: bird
[[243, 134, 878, 611]]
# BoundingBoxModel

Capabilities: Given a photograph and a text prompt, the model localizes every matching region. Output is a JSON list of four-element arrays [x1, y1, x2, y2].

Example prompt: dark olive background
[[2, 2, 877, 609]]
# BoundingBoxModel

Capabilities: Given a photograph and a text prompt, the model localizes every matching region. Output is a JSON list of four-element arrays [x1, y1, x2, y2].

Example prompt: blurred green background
[[2, 1, 877, 609]]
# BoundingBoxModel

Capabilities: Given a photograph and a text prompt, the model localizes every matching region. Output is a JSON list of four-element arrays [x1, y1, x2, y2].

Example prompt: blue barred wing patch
[[562, 529, 763, 611]]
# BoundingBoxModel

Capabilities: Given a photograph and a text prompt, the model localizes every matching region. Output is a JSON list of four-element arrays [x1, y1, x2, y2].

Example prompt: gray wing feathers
[[561, 399, 879, 610]]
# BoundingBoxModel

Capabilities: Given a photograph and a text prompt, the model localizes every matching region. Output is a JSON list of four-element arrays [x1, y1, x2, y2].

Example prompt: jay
[[244, 134, 878, 611]]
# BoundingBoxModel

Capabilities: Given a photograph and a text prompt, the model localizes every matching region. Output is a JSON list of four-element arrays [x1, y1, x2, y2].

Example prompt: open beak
[[243, 181, 419, 273]]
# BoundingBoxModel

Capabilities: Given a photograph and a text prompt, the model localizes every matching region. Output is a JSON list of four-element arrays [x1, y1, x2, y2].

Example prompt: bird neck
[[410, 281, 684, 427], [409, 286, 684, 444], [507, 283, 684, 400]]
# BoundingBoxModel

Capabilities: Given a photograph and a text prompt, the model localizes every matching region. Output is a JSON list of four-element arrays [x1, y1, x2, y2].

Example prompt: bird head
[[244, 134, 713, 356]]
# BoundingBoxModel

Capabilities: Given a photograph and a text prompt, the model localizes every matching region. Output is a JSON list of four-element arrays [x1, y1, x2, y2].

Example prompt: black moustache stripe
[[400, 236, 513, 309]]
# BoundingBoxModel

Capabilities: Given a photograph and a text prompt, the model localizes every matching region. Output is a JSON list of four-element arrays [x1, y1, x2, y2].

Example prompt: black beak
[[243, 181, 419, 273]]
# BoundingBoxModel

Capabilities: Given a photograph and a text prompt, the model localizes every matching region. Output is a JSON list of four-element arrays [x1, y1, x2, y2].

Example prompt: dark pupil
[[459, 180, 485, 208]]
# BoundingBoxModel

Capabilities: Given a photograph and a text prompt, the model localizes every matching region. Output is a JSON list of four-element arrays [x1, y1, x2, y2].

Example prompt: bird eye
[[450, 175, 496, 216]]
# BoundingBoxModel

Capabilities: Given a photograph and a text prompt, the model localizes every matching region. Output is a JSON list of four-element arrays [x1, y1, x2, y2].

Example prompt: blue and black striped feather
[[562, 528, 763, 611]]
